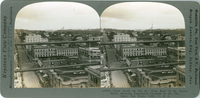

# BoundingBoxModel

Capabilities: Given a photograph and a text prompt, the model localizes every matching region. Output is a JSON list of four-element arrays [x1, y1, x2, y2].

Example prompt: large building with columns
[[120, 45, 167, 60]]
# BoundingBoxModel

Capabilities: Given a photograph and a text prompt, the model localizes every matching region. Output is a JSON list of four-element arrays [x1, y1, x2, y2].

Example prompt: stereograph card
[[0, 0, 200, 98]]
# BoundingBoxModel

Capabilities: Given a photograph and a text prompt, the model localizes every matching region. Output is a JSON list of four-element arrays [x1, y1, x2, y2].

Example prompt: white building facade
[[113, 33, 137, 51], [25, 34, 48, 51]]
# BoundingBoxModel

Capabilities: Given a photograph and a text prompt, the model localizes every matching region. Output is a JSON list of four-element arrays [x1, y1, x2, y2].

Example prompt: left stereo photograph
[[14, 2, 102, 88]]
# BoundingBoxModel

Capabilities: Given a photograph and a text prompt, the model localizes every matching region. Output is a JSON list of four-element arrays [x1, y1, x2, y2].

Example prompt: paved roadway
[[15, 33, 42, 88], [102, 31, 130, 88]]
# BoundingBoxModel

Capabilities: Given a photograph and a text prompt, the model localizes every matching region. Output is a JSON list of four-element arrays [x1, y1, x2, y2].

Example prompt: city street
[[103, 32, 131, 88], [15, 33, 42, 88]]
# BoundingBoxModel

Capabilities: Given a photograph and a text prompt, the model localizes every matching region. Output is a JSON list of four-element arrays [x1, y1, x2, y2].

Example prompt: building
[[25, 34, 48, 51], [57, 46, 78, 57], [76, 37, 83, 40], [88, 36, 101, 41], [124, 55, 171, 87], [61, 75, 88, 88], [36, 72, 50, 87], [85, 65, 101, 87], [123, 51, 180, 88], [101, 70, 110, 88], [31, 45, 57, 58], [31, 46, 78, 59], [44, 32, 49, 37], [46, 69, 88, 88], [177, 35, 185, 40], [120, 45, 167, 60], [173, 65, 185, 87], [113, 33, 137, 51], [113, 33, 131, 42], [136, 36, 152, 41], [25, 34, 48, 43], [135, 67, 176, 87], [79, 47, 101, 58], [125, 56, 156, 67], [168, 47, 185, 57], [79, 47, 104, 64], [36, 56, 70, 67]]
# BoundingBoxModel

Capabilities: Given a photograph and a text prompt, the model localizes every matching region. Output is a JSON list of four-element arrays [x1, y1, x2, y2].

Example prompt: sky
[[15, 2, 100, 30], [101, 2, 185, 30], [15, 2, 185, 30]]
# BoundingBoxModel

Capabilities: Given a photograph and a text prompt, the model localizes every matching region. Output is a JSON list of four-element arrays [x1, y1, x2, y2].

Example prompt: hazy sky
[[101, 2, 185, 30], [15, 2, 100, 30], [15, 2, 185, 30]]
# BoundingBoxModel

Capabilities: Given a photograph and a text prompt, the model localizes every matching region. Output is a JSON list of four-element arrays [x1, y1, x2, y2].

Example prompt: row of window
[[26, 38, 40, 40], [38, 53, 56, 55], [123, 48, 166, 51], [145, 50, 166, 52], [114, 37, 129, 39], [34, 49, 56, 52], [35, 54, 56, 57], [123, 51, 166, 53], [115, 39, 130, 41], [57, 50, 78, 52], [35, 53, 78, 57], [123, 53, 166, 57], [123, 51, 145, 54], [58, 53, 78, 55], [34, 49, 78, 52], [26, 40, 40, 42], [80, 50, 100, 53]]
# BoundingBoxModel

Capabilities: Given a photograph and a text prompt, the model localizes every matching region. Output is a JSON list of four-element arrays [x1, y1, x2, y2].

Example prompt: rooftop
[[147, 73, 176, 83], [80, 47, 99, 49], [54, 68, 84, 72], [79, 47, 100, 51], [60, 73, 88, 77], [143, 67, 173, 72], [89, 65, 101, 70], [177, 65, 185, 69], [33, 45, 78, 49], [87, 65, 101, 75], [122, 44, 166, 48], [168, 47, 185, 51], [174, 65, 185, 73], [149, 73, 176, 77], [114, 33, 129, 36]]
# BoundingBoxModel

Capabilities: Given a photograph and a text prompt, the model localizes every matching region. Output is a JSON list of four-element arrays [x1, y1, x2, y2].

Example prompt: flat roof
[[54, 68, 84, 72], [175, 65, 185, 73], [79, 47, 100, 51], [150, 73, 176, 77], [168, 47, 185, 50], [33, 45, 78, 49], [61, 73, 88, 77], [143, 67, 173, 71], [177, 65, 185, 69], [79, 47, 99, 49], [89, 65, 101, 70], [122, 45, 166, 48]]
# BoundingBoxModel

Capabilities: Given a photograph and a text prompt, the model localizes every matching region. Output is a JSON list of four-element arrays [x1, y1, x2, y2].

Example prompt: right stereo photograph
[[100, 2, 185, 88]]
